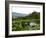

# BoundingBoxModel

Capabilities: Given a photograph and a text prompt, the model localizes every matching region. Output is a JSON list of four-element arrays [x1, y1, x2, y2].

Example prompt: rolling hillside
[[12, 11, 40, 31]]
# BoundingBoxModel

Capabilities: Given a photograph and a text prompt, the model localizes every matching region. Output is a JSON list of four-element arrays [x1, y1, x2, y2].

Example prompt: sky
[[11, 4, 42, 15]]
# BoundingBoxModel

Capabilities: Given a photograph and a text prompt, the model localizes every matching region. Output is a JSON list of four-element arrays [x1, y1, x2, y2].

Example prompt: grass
[[12, 19, 40, 31]]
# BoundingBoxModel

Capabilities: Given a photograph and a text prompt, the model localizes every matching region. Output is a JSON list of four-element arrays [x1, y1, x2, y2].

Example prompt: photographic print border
[[5, 1, 45, 37]]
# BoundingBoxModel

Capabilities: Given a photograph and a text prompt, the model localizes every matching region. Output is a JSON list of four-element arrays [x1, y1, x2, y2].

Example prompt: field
[[12, 11, 40, 31]]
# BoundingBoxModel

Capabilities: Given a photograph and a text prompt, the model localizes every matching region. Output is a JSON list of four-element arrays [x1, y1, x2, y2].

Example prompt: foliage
[[12, 11, 40, 31]]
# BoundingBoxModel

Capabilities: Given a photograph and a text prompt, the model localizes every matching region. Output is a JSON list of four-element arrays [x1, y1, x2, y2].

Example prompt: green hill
[[13, 11, 40, 21], [12, 11, 40, 31]]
